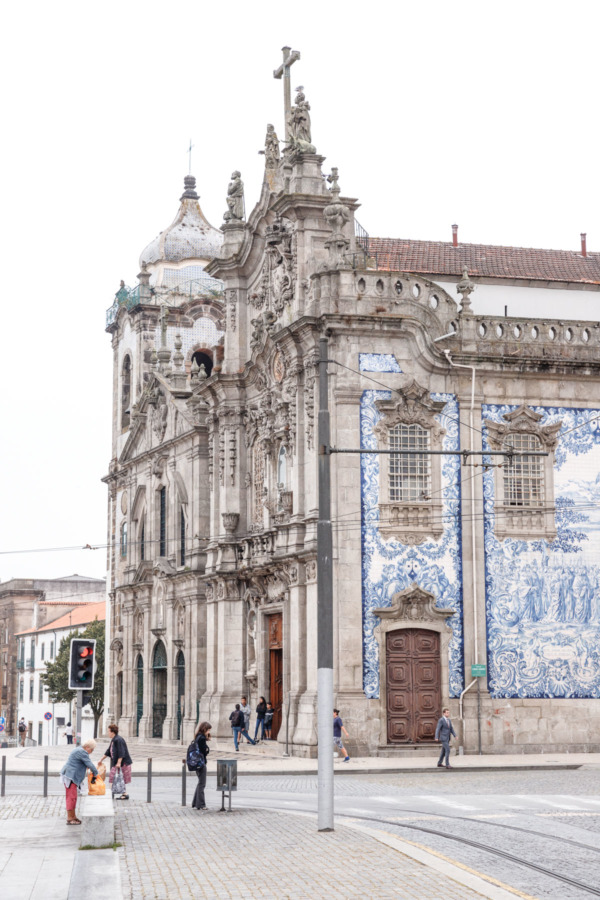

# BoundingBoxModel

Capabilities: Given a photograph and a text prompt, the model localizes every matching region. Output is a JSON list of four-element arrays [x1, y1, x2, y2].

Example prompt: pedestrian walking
[[240, 695, 251, 744], [264, 702, 274, 739], [18, 718, 27, 747], [229, 703, 256, 751], [333, 709, 350, 762], [65, 722, 74, 745], [254, 696, 267, 741], [60, 739, 98, 825], [435, 707, 457, 769], [191, 721, 212, 810], [97, 723, 132, 799]]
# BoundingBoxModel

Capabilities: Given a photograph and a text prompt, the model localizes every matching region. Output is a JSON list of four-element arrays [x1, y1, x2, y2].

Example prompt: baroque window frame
[[485, 405, 561, 541], [374, 380, 446, 545]]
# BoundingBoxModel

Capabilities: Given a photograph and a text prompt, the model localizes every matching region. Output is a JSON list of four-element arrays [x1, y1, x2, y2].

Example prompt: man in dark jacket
[[435, 708, 457, 768], [229, 703, 256, 751]]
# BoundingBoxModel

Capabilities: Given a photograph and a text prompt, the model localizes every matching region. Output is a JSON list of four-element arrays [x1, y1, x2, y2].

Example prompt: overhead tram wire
[[3, 496, 600, 558]]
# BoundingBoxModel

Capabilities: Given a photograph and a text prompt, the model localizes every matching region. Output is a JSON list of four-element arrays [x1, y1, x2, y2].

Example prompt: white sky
[[1, 0, 598, 581]]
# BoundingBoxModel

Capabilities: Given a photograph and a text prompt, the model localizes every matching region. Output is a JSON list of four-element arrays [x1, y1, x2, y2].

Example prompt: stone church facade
[[105, 63, 600, 754]]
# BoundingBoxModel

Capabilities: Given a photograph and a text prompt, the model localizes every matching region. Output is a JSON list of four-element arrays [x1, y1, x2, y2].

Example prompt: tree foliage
[[41, 618, 105, 737]]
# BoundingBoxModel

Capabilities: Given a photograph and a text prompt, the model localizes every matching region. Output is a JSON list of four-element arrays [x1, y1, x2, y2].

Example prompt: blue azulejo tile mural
[[360, 367, 464, 700], [482, 405, 600, 699], [359, 353, 403, 373]]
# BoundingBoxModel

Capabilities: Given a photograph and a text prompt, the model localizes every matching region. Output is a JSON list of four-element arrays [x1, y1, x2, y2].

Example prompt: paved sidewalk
[[0, 792, 530, 899], [3, 742, 598, 777], [0, 796, 120, 900], [115, 802, 520, 900]]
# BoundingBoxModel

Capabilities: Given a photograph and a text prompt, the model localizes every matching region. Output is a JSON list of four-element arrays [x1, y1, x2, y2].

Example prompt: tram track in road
[[335, 811, 600, 898], [380, 803, 600, 854]]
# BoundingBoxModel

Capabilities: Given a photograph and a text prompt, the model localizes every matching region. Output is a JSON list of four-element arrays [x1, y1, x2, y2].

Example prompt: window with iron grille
[[503, 433, 544, 507], [388, 424, 431, 501], [159, 487, 166, 556]]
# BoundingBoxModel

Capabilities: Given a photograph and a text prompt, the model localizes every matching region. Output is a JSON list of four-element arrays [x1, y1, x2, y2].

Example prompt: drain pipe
[[443, 350, 483, 755]]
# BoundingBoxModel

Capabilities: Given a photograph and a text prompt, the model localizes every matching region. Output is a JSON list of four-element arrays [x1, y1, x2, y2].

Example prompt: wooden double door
[[268, 613, 283, 739], [386, 628, 441, 743]]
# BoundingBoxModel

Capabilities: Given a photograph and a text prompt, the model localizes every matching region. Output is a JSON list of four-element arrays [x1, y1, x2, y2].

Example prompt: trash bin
[[217, 759, 237, 811]]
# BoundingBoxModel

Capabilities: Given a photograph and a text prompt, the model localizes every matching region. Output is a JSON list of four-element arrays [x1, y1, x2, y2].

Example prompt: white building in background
[[16, 600, 105, 746]]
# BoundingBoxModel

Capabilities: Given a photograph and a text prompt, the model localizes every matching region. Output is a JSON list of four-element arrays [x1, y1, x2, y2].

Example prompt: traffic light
[[68, 639, 96, 691]]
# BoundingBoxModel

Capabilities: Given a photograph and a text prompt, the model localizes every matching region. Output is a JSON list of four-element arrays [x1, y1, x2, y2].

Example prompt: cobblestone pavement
[[115, 803, 489, 900], [0, 795, 64, 818]]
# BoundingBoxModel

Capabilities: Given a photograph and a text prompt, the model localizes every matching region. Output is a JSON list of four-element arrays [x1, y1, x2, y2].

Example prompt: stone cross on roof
[[273, 46, 300, 140]]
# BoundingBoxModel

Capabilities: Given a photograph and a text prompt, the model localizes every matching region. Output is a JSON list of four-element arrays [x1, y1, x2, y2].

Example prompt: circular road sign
[[0, 723, 5, 732], [44, 712, 53, 721]]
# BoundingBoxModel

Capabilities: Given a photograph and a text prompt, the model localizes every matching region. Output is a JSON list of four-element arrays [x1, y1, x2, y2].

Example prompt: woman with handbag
[[191, 721, 212, 811], [98, 723, 132, 800]]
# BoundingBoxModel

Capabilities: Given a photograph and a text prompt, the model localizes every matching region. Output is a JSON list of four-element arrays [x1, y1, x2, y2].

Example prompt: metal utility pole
[[317, 337, 334, 832], [76, 692, 83, 747]]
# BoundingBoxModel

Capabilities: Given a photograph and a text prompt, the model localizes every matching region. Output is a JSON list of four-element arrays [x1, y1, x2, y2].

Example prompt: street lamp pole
[[317, 336, 334, 831]]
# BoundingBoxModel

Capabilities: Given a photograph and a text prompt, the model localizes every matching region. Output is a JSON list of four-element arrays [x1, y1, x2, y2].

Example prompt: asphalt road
[[4, 768, 600, 898]]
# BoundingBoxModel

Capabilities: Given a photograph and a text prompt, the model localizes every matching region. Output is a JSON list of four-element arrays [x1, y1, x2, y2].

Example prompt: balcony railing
[[26, 657, 35, 671], [16, 659, 24, 670]]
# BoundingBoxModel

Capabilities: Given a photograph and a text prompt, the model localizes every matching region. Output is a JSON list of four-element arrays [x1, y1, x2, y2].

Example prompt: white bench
[[79, 795, 115, 848]]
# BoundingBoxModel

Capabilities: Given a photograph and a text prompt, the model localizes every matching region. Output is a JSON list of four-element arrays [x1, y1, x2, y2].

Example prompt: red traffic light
[[79, 648, 92, 658]]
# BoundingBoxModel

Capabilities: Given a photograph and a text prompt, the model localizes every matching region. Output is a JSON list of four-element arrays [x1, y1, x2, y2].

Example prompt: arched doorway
[[175, 650, 185, 740], [152, 642, 167, 738], [135, 655, 143, 737], [386, 629, 440, 743]]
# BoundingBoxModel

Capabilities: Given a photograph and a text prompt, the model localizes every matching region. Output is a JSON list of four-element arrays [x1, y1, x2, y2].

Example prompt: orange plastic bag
[[88, 762, 106, 796]]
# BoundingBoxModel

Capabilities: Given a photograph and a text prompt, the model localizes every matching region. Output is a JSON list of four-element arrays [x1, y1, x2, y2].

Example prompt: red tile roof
[[367, 238, 600, 285], [16, 601, 106, 636]]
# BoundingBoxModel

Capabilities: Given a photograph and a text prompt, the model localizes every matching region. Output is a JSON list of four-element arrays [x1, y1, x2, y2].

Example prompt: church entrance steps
[[375, 743, 439, 759]]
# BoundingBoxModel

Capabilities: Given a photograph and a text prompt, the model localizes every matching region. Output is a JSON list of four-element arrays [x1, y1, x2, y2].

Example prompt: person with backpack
[[18, 718, 27, 747], [229, 703, 256, 751], [254, 696, 267, 741], [190, 721, 212, 810]]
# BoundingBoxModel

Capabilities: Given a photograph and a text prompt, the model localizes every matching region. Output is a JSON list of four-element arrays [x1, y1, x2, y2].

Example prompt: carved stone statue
[[287, 89, 315, 153], [264, 124, 280, 168], [223, 171, 245, 222]]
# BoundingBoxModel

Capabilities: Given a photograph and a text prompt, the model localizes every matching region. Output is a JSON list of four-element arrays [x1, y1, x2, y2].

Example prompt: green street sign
[[471, 663, 487, 677]]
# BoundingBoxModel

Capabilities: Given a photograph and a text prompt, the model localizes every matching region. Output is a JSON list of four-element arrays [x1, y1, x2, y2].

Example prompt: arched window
[[176, 650, 185, 740], [179, 507, 186, 567], [135, 655, 143, 736], [159, 487, 166, 557], [140, 521, 145, 562], [152, 641, 167, 738], [191, 350, 213, 377], [121, 356, 132, 430], [120, 522, 128, 558]]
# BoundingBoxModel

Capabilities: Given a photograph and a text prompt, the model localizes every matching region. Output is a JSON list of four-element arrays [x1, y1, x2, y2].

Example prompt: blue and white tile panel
[[482, 405, 600, 699]]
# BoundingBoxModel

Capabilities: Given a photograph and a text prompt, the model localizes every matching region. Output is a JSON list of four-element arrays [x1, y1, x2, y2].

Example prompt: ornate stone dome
[[139, 176, 223, 269]]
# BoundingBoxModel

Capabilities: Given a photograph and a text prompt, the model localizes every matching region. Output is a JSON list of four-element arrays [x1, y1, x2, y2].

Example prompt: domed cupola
[[139, 175, 223, 292]]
